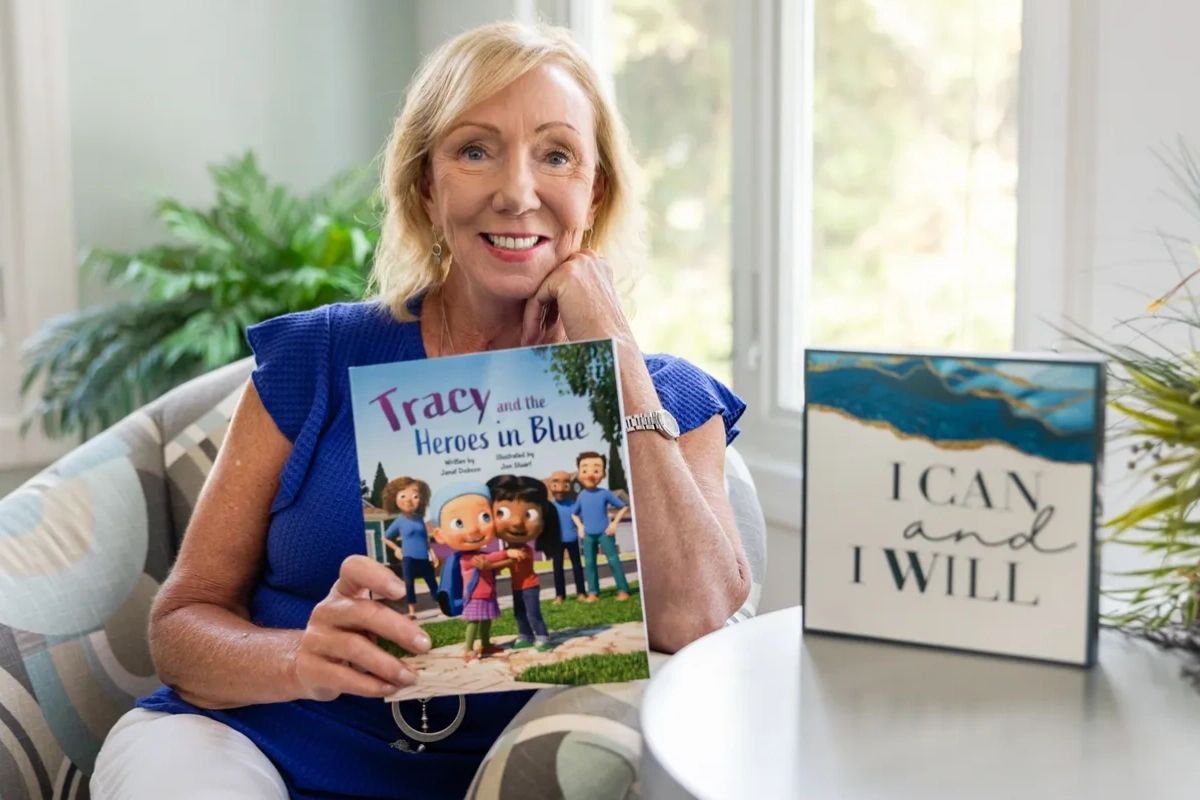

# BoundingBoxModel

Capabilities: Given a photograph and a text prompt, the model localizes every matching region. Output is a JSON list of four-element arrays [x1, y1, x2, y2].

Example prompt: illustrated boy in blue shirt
[[570, 451, 631, 602]]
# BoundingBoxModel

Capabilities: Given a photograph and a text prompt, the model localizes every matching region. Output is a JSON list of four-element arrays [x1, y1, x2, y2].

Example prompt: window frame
[[0, 0, 78, 467], [567, 0, 1079, 528], [732, 0, 1079, 527], [1015, 0, 1090, 351], [728, 0, 805, 526]]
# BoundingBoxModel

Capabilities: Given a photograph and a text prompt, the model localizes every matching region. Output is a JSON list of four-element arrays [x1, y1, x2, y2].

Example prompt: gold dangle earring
[[431, 228, 443, 266], [431, 227, 451, 279]]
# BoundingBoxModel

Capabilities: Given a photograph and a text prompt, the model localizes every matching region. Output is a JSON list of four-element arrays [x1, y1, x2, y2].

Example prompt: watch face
[[658, 409, 680, 438]]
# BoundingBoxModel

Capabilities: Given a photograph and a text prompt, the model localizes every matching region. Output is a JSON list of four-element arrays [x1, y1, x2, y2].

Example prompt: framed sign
[[802, 349, 1105, 666]]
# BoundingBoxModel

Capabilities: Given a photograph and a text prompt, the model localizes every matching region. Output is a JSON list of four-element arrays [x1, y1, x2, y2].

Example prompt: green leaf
[[20, 149, 375, 441], [1106, 482, 1200, 530], [157, 200, 235, 253]]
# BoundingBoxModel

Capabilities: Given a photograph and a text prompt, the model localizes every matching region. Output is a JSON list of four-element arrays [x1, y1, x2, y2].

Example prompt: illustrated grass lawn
[[516, 651, 650, 685], [389, 583, 643, 652]]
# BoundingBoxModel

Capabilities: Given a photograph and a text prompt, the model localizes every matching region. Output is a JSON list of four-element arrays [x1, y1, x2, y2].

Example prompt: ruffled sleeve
[[643, 354, 747, 445], [245, 305, 332, 512]]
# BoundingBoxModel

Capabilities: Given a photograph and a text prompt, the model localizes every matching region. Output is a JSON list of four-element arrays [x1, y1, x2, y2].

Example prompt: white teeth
[[487, 234, 539, 250]]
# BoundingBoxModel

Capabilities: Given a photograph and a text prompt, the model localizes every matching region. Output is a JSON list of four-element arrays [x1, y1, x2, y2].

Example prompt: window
[[564, 0, 1070, 525], [608, 0, 734, 385], [785, 0, 1023, 410], [593, 0, 1023, 390], [809, 1, 1021, 348]]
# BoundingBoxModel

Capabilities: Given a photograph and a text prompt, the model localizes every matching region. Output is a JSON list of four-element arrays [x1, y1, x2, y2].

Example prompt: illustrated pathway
[[384, 620, 648, 700]]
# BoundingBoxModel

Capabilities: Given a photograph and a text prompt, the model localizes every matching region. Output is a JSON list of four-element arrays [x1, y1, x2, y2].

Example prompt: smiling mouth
[[461, 535, 485, 545], [481, 233, 548, 252]]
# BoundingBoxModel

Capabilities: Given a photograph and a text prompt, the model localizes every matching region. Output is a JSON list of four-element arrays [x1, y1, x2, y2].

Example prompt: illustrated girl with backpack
[[430, 483, 515, 662]]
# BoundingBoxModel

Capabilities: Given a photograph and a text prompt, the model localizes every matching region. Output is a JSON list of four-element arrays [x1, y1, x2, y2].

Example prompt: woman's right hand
[[291, 555, 433, 701]]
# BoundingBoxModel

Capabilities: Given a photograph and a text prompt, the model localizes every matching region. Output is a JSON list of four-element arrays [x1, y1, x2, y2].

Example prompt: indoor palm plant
[[20, 152, 379, 440]]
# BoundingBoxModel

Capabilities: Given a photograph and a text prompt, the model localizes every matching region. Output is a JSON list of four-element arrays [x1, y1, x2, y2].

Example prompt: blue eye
[[547, 150, 570, 166], [461, 144, 486, 161]]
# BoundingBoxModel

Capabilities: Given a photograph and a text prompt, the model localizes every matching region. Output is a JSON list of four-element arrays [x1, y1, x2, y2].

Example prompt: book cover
[[802, 349, 1105, 666], [349, 340, 650, 700]]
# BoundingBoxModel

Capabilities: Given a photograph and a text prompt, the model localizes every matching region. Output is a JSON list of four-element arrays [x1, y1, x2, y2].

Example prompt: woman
[[380, 476, 438, 620], [92, 20, 749, 800]]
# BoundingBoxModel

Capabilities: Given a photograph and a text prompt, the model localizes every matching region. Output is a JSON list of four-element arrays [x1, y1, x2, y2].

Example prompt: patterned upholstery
[[0, 359, 251, 799], [467, 451, 767, 800], [0, 356, 766, 799]]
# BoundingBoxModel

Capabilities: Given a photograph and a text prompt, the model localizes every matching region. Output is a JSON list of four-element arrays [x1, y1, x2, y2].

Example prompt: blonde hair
[[368, 21, 645, 320]]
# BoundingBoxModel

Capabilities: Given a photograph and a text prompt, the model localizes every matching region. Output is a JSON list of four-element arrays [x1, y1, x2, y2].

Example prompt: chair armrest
[[724, 445, 767, 624], [0, 409, 169, 787]]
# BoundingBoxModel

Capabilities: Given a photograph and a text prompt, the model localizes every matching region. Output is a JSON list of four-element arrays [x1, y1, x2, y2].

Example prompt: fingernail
[[414, 633, 432, 652], [387, 578, 405, 598], [398, 668, 416, 684], [382, 684, 398, 694]]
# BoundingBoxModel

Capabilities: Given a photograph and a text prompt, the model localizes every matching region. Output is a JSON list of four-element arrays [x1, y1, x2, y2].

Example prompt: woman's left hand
[[520, 248, 633, 346]]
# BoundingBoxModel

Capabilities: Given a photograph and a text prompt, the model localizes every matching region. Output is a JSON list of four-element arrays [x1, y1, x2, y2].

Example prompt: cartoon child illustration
[[488, 475, 563, 651], [571, 452, 631, 603], [430, 483, 513, 662], [381, 476, 437, 620], [546, 470, 586, 603]]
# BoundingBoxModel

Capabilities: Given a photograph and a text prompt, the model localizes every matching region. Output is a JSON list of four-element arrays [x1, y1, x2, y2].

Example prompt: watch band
[[623, 409, 680, 440], [625, 412, 658, 432]]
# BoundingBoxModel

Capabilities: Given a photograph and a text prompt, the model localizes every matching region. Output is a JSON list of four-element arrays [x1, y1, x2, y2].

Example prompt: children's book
[[802, 348, 1105, 666], [350, 340, 649, 700]]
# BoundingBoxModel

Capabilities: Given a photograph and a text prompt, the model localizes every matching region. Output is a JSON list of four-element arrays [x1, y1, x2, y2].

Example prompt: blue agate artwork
[[804, 352, 1102, 465]]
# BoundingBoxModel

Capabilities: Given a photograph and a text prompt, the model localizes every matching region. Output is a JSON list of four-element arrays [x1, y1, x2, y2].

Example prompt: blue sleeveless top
[[138, 299, 746, 800]]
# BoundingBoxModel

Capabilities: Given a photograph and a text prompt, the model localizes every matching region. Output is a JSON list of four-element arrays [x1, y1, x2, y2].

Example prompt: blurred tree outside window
[[609, 0, 734, 385], [809, 0, 1021, 351], [605, 0, 1020, 391]]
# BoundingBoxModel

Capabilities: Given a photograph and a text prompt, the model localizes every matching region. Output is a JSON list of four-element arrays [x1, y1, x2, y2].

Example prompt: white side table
[[641, 607, 801, 799], [641, 605, 1200, 799]]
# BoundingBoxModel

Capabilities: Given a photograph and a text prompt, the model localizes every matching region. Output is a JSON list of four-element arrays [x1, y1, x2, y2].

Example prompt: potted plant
[[20, 152, 379, 439]]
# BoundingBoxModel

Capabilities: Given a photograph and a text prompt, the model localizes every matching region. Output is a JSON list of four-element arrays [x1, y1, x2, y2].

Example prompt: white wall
[[760, 522, 800, 613], [66, 0, 418, 304], [1085, 1, 1200, 342], [416, 0, 530, 54], [1066, 1, 1200, 578]]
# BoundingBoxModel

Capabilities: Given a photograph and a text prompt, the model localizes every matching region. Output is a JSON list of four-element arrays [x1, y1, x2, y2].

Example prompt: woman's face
[[423, 62, 603, 302], [396, 485, 421, 515]]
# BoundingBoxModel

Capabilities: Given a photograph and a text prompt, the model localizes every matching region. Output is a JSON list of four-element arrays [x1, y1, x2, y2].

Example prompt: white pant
[[91, 708, 288, 799]]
